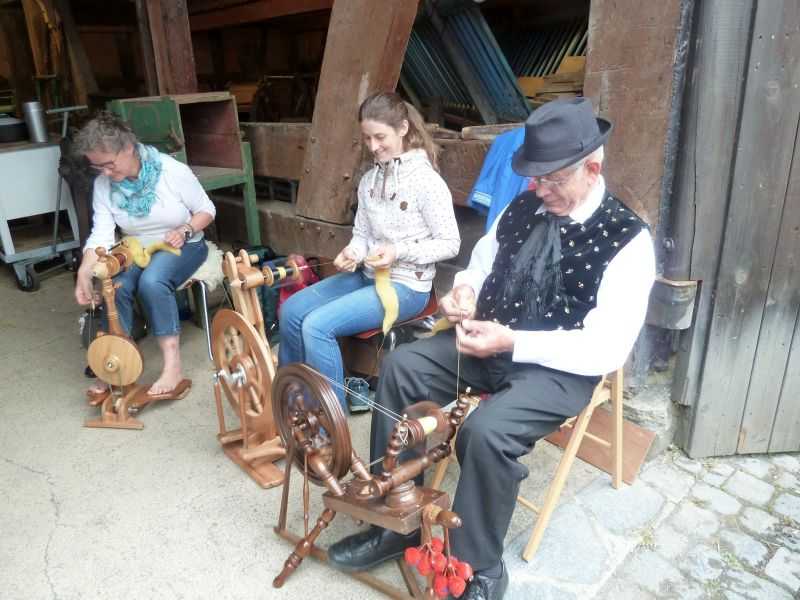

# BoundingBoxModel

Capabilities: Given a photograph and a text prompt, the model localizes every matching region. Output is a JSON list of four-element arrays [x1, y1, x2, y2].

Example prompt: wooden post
[[142, 0, 198, 95], [20, 0, 50, 78], [53, 0, 98, 106], [295, 0, 419, 225], [134, 0, 158, 96], [0, 6, 37, 112]]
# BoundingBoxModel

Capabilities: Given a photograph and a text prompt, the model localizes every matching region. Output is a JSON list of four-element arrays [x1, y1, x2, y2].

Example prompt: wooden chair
[[341, 292, 440, 378], [430, 368, 624, 562], [352, 291, 440, 350]]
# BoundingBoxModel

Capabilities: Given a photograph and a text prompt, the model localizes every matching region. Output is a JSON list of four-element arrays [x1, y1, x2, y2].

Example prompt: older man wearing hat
[[327, 98, 656, 599]]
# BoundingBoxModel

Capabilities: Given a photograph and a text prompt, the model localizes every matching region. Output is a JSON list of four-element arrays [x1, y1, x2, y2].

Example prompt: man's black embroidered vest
[[476, 190, 647, 331]]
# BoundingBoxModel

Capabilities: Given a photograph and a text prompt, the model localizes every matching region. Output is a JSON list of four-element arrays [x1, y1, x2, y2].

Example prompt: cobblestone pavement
[[503, 448, 800, 599]]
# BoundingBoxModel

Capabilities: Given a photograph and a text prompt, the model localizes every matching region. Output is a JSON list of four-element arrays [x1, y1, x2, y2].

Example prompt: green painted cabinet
[[109, 92, 261, 246]]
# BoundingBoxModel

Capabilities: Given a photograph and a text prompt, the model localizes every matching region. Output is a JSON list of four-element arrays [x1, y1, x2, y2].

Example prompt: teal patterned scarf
[[110, 144, 163, 218]]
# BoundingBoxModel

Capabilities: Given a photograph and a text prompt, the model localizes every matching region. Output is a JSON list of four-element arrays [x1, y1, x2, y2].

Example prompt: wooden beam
[[53, 0, 98, 105], [190, 0, 333, 32], [20, 0, 49, 76], [0, 6, 37, 112], [134, 0, 158, 96], [145, 0, 197, 95], [295, 0, 419, 225]]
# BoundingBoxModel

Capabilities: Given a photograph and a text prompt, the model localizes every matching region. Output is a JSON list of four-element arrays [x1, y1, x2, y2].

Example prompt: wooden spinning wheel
[[271, 363, 474, 598], [212, 309, 274, 419], [208, 249, 307, 487], [211, 308, 285, 488], [85, 244, 192, 430]]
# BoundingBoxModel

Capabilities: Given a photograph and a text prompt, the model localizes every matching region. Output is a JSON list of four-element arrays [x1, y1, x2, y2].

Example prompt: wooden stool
[[430, 368, 625, 562]]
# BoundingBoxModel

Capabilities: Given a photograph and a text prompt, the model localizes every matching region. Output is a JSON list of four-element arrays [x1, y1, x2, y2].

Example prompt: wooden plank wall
[[668, 1, 754, 425], [683, 0, 800, 457], [752, 129, 800, 453], [295, 0, 419, 225], [241, 122, 490, 209]]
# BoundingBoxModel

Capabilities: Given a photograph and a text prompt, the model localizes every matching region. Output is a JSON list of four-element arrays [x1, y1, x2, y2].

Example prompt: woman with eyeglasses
[[73, 111, 215, 398]]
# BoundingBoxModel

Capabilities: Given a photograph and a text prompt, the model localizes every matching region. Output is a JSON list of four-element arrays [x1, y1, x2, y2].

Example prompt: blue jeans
[[278, 271, 430, 410], [111, 240, 208, 337]]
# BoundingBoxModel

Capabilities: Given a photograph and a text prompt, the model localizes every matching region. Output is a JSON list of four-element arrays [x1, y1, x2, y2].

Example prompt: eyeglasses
[[88, 151, 121, 173], [532, 161, 585, 188]]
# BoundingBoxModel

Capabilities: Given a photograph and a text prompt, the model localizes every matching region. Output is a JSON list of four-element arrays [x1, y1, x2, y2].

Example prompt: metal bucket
[[22, 101, 48, 143]]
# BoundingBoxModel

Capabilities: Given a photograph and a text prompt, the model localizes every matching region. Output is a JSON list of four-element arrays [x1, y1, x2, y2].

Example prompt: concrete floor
[[0, 266, 597, 600]]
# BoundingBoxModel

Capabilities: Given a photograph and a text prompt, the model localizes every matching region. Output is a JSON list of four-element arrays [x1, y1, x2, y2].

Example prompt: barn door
[[681, 0, 800, 457]]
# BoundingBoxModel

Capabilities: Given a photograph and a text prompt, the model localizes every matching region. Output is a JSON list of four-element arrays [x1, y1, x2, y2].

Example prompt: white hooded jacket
[[347, 148, 460, 292]]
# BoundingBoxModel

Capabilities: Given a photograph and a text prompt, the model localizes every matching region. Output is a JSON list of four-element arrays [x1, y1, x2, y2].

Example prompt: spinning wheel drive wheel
[[211, 308, 275, 419], [87, 333, 143, 386], [272, 364, 352, 485]]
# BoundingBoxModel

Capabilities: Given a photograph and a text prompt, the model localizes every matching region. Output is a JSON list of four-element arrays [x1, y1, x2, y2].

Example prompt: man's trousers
[[369, 330, 598, 570]]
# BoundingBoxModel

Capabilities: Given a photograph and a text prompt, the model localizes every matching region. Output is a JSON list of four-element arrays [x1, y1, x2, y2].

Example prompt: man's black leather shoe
[[464, 560, 509, 600], [327, 526, 421, 572]]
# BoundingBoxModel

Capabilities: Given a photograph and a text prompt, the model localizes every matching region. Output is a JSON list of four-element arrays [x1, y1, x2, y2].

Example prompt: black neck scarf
[[501, 211, 571, 321]]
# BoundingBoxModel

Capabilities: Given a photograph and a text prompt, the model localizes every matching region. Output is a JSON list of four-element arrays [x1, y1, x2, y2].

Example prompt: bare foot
[[87, 379, 109, 395], [148, 368, 183, 396], [86, 379, 109, 406]]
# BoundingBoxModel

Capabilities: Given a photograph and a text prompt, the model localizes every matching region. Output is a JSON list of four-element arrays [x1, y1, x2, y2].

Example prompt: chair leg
[[610, 369, 624, 489], [193, 281, 214, 363], [522, 404, 597, 562]]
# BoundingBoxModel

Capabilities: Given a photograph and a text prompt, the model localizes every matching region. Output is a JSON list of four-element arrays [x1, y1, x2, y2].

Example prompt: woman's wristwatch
[[180, 223, 195, 241]]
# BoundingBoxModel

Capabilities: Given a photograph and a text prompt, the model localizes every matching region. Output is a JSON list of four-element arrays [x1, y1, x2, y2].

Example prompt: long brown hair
[[358, 91, 438, 170]]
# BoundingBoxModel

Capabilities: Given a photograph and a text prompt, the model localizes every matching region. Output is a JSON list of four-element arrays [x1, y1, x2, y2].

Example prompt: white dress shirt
[[453, 176, 656, 376]]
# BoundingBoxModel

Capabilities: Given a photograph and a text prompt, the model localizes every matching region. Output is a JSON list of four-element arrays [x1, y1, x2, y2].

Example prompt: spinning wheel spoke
[[211, 309, 273, 420], [223, 327, 244, 359], [272, 364, 352, 485]]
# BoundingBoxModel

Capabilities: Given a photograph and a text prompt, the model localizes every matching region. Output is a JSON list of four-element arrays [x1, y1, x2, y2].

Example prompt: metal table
[[0, 141, 81, 290]]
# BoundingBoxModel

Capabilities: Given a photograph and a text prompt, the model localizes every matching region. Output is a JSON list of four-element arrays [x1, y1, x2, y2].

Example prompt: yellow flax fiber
[[374, 267, 399, 334], [121, 236, 181, 268], [429, 317, 454, 334]]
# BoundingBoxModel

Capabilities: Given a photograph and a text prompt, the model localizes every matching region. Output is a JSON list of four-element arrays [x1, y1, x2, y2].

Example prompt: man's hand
[[164, 227, 187, 249], [439, 285, 477, 322], [334, 247, 360, 272], [364, 244, 397, 270], [456, 319, 515, 358]]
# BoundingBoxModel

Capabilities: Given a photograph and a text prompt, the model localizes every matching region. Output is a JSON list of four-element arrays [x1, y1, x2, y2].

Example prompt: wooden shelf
[[190, 164, 247, 191]]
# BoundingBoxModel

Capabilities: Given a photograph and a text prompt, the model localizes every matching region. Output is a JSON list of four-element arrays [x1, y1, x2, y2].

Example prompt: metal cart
[[0, 141, 81, 290]]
